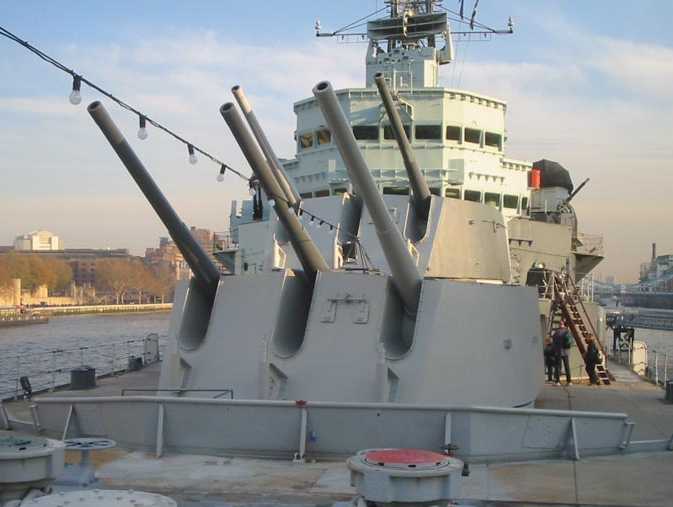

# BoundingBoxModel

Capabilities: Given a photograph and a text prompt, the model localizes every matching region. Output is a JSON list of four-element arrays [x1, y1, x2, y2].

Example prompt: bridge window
[[446, 125, 461, 142], [464, 190, 481, 202], [521, 197, 529, 213], [299, 132, 314, 150], [430, 187, 442, 196], [485, 192, 501, 208], [383, 124, 411, 140], [445, 188, 461, 199], [503, 194, 518, 209], [464, 128, 481, 145], [333, 187, 347, 195], [383, 187, 409, 195], [299, 192, 313, 198], [415, 125, 442, 140], [314, 189, 330, 197], [485, 132, 502, 150], [316, 129, 331, 145], [353, 125, 379, 140]]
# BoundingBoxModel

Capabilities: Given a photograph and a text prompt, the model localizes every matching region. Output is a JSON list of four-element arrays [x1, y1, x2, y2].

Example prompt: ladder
[[547, 272, 612, 385]]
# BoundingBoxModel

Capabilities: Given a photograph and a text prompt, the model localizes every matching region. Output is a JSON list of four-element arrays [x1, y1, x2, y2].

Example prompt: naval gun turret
[[90, 0, 546, 408], [136, 79, 542, 407]]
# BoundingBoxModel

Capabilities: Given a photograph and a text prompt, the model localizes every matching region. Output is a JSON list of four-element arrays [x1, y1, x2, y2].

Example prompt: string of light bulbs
[[0, 24, 244, 181], [0, 24, 376, 271]]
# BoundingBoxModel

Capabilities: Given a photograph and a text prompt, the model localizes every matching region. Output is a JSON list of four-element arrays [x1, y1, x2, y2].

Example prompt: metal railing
[[31, 395, 643, 462], [610, 342, 671, 389], [0, 334, 164, 401], [121, 387, 234, 399], [646, 349, 671, 388]]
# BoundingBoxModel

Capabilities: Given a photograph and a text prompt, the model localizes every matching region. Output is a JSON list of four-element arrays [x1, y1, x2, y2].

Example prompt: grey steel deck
[[3, 362, 672, 506]]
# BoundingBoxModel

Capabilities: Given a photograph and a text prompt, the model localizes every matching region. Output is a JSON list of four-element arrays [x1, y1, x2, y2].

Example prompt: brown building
[[145, 237, 189, 280], [189, 227, 214, 256]]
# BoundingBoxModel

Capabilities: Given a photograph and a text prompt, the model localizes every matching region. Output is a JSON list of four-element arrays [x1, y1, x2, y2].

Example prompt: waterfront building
[[189, 227, 214, 256], [145, 238, 190, 280], [14, 230, 62, 251], [638, 245, 673, 291]]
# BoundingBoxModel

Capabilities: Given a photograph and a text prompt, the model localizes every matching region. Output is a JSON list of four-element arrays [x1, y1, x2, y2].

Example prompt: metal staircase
[[547, 272, 612, 385]]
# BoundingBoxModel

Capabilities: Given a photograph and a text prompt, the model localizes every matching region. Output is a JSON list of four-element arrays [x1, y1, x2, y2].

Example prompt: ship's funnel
[[313, 81, 422, 314], [87, 101, 220, 303], [232, 85, 300, 209], [374, 72, 431, 220], [220, 102, 330, 283]]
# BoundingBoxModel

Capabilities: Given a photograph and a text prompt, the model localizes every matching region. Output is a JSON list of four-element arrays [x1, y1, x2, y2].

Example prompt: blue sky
[[1, 1, 672, 281]]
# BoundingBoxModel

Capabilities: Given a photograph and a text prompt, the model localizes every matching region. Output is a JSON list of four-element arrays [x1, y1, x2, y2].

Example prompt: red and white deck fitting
[[348, 448, 464, 506]]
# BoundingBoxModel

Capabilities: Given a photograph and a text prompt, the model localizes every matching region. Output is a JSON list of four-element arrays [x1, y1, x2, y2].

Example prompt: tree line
[[0, 254, 177, 303], [0, 253, 72, 292], [96, 259, 176, 304]]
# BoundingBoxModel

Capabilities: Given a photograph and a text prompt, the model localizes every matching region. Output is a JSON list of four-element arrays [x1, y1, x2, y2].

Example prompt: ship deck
[[3, 361, 673, 506]]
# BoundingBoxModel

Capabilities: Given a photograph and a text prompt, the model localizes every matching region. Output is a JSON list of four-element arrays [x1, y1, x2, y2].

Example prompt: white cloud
[[1, 23, 671, 281], [0, 97, 77, 115]]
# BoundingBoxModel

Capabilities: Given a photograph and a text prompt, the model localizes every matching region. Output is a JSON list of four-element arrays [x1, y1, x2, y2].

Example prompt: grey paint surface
[[32, 395, 645, 464], [158, 271, 542, 407]]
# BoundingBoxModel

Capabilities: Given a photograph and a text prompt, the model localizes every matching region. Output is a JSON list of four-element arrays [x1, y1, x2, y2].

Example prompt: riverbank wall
[[32, 303, 172, 316]]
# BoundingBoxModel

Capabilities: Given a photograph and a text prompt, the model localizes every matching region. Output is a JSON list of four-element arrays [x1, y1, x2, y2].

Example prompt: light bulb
[[69, 89, 81, 105], [217, 164, 226, 182], [248, 186, 257, 196], [268, 199, 276, 207], [69, 75, 82, 105], [137, 116, 148, 140], [187, 144, 197, 165]]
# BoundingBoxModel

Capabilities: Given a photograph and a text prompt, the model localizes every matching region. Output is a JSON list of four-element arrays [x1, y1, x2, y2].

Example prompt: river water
[[633, 328, 673, 356], [0, 312, 170, 398]]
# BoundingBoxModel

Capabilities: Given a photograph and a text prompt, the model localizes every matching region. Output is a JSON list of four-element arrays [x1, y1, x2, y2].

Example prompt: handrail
[[33, 395, 629, 419], [121, 387, 234, 399]]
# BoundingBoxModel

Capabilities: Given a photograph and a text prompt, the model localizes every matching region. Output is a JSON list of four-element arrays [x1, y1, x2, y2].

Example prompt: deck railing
[[610, 342, 671, 389], [0, 334, 164, 401]]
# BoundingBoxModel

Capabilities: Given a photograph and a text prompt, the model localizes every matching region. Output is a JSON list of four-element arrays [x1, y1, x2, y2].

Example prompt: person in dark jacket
[[584, 336, 601, 385], [543, 338, 555, 382], [552, 320, 572, 386]]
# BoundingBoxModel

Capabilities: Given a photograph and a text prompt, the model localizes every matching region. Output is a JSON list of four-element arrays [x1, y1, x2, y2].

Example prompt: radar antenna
[[314, 1, 513, 43]]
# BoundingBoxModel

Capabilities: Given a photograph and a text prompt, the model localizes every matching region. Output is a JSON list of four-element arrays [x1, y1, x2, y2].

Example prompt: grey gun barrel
[[232, 85, 300, 209], [565, 177, 590, 205], [313, 81, 422, 314], [374, 72, 431, 219], [87, 101, 220, 302], [220, 102, 330, 283]]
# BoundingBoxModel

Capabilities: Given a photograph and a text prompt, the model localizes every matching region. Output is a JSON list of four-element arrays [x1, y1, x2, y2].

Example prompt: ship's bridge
[[278, 1, 531, 219], [283, 84, 531, 219]]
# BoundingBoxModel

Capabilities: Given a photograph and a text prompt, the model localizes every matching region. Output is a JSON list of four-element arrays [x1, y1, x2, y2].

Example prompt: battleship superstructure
[[88, 1, 603, 408], [226, 2, 603, 289]]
